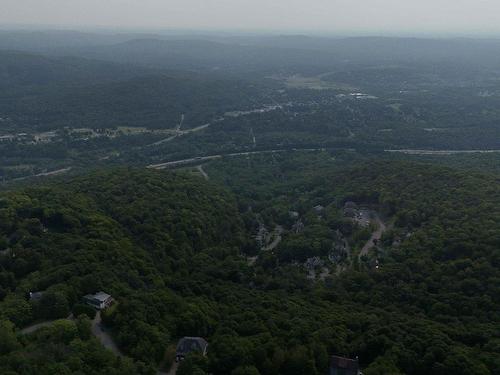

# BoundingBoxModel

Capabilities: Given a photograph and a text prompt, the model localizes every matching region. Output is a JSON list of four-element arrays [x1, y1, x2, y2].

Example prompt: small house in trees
[[29, 291, 44, 301], [314, 205, 325, 214], [83, 292, 114, 310], [329, 355, 361, 375], [343, 208, 357, 218], [176, 337, 208, 362], [344, 201, 358, 210]]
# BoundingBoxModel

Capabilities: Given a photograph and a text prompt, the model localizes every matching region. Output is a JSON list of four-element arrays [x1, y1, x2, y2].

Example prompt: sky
[[2, 0, 500, 35]]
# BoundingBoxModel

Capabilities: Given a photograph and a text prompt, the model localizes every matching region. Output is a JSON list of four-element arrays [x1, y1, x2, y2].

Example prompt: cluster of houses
[[305, 256, 324, 270], [343, 201, 371, 227], [174, 341, 361, 374], [0, 133, 28, 143], [0, 131, 58, 144], [27, 288, 210, 366], [288, 201, 366, 222], [255, 223, 269, 249], [88, 293, 212, 363], [28, 287, 363, 374]]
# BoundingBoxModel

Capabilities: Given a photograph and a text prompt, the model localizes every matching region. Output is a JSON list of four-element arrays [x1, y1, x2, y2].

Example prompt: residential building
[[176, 337, 208, 362], [29, 291, 44, 301], [329, 355, 361, 375], [83, 292, 114, 310]]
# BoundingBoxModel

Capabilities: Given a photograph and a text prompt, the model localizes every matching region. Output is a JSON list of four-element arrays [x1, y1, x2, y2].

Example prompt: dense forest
[[0, 51, 268, 131], [0, 158, 498, 374], [1, 30, 500, 374]]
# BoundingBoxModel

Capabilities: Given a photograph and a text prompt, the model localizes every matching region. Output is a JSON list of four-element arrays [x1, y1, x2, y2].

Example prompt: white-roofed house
[[83, 291, 114, 310]]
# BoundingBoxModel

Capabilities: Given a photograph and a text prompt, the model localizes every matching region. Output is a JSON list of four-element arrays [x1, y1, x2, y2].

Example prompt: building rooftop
[[176, 337, 208, 355], [330, 355, 360, 372], [29, 291, 44, 300], [344, 201, 358, 209], [84, 291, 112, 302]]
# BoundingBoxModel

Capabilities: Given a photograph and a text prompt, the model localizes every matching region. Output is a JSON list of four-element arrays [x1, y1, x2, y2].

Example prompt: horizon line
[[2, 23, 500, 39]]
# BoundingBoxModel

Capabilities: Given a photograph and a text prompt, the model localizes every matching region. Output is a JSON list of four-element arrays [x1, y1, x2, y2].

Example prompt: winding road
[[20, 312, 174, 374], [20, 320, 58, 335], [20, 314, 74, 335], [358, 212, 386, 261], [91, 312, 124, 357], [263, 225, 283, 251]]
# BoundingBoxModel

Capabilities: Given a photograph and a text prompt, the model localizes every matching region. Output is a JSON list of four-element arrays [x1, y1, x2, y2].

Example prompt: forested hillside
[[0, 65, 266, 131], [0, 161, 499, 374], [0, 169, 245, 374], [5, 34, 500, 183], [0, 50, 148, 89]]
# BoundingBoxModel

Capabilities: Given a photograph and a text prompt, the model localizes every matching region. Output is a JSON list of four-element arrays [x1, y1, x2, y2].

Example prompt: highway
[[385, 149, 500, 155], [148, 122, 210, 147], [147, 148, 326, 169]]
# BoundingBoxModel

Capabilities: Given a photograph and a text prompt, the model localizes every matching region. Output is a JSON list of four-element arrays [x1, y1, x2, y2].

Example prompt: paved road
[[148, 123, 211, 146], [176, 114, 185, 132], [196, 165, 209, 180], [20, 320, 58, 335], [20, 311, 171, 374], [263, 225, 283, 251], [147, 148, 326, 170], [385, 149, 500, 155], [358, 212, 386, 260], [11, 167, 72, 182], [20, 314, 74, 335], [91, 312, 124, 357], [150, 104, 283, 147]]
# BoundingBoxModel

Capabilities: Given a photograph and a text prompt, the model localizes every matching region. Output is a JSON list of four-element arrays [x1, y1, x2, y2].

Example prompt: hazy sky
[[3, 0, 500, 35]]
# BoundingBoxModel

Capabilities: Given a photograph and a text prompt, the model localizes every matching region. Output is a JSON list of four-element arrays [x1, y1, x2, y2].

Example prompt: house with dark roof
[[176, 337, 208, 362], [83, 292, 114, 310], [329, 355, 361, 375], [343, 207, 357, 218], [344, 201, 358, 210]]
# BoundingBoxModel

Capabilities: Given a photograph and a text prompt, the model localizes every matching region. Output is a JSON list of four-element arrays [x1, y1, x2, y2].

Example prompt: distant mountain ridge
[[0, 50, 150, 88]]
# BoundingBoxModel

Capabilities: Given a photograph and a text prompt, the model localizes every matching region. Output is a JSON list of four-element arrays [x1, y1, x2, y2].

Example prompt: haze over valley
[[0, 2, 500, 375]]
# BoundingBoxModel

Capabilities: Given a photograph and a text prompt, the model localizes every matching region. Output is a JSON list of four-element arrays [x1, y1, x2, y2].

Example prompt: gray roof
[[84, 291, 112, 302], [176, 337, 208, 355], [29, 291, 44, 300], [344, 201, 358, 209], [344, 208, 357, 217], [330, 355, 359, 373]]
